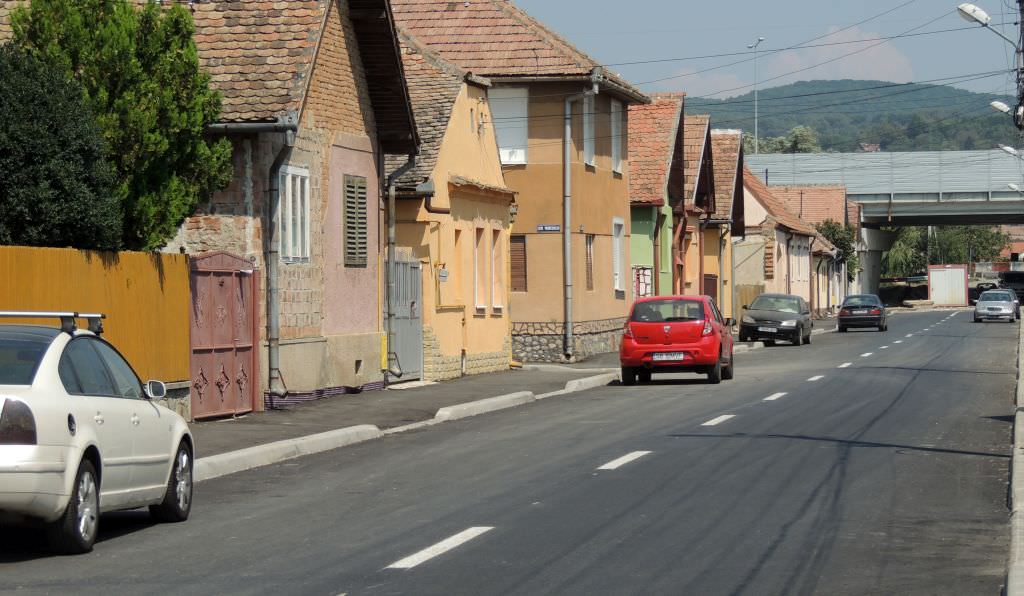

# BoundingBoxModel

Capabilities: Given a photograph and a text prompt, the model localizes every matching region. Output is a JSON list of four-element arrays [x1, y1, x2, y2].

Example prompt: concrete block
[[564, 372, 618, 393], [434, 391, 535, 422]]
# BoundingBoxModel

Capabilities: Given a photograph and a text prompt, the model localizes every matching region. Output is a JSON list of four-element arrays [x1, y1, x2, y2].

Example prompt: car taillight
[[869, 308, 881, 315], [622, 322, 634, 340], [0, 399, 37, 445], [839, 309, 851, 316], [702, 321, 713, 336]]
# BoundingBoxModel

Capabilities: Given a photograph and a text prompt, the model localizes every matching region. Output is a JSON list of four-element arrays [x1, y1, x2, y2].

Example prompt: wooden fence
[[0, 246, 190, 382]]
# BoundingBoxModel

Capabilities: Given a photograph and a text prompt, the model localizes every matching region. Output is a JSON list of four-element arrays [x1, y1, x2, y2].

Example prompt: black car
[[838, 294, 887, 332], [738, 293, 813, 346]]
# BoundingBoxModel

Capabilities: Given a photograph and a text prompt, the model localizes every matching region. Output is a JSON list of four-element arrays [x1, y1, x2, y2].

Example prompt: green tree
[[0, 44, 121, 250], [743, 125, 822, 154], [815, 219, 859, 282], [883, 227, 926, 277], [12, 0, 233, 250]]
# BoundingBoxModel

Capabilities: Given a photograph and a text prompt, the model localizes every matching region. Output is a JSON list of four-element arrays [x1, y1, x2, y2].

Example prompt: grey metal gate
[[390, 259, 422, 380]]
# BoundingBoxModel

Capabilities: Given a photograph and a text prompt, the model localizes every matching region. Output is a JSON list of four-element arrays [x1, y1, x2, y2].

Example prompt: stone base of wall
[[513, 317, 625, 363], [423, 327, 511, 381]]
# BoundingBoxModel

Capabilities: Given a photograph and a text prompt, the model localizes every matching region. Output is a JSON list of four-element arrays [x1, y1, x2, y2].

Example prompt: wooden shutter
[[510, 235, 527, 292], [344, 175, 367, 267], [586, 235, 595, 290]]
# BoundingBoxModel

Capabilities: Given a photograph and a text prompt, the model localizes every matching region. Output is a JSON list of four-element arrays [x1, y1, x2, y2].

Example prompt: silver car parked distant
[[974, 290, 1019, 323]]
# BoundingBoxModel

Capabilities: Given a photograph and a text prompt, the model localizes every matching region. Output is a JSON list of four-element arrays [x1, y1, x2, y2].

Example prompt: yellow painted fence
[[0, 246, 191, 382]]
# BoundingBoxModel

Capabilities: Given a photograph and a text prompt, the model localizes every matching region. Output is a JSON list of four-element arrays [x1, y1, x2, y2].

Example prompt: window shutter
[[489, 87, 528, 164], [344, 175, 368, 267], [510, 235, 527, 292], [583, 94, 595, 166], [586, 235, 595, 291], [611, 99, 623, 173]]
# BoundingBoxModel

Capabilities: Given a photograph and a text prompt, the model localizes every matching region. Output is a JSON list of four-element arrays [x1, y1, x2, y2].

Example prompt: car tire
[[150, 442, 193, 523], [805, 330, 812, 345], [638, 370, 652, 384], [621, 367, 637, 386], [763, 339, 775, 347], [707, 356, 723, 384], [793, 331, 803, 346], [838, 325, 847, 333], [974, 316, 980, 323], [47, 459, 99, 555], [722, 351, 734, 380]]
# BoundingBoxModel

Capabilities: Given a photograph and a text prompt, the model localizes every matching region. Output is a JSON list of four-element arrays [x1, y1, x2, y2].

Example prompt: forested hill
[[686, 79, 1018, 152]]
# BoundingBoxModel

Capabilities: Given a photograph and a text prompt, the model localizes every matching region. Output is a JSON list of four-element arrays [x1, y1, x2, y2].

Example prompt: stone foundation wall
[[423, 327, 511, 381], [513, 317, 625, 363]]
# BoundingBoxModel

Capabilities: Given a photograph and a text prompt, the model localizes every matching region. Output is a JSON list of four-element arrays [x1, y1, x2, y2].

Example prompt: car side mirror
[[742, 305, 749, 310], [725, 317, 735, 326], [970, 299, 977, 305], [144, 380, 167, 400]]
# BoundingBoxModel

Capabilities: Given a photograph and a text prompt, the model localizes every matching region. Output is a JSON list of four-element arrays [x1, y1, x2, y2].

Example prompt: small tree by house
[[12, 0, 233, 251], [0, 44, 121, 250], [815, 219, 859, 282]]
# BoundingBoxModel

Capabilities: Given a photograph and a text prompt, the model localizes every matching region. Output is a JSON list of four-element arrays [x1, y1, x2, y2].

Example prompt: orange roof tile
[[743, 167, 817, 236], [769, 185, 849, 227], [709, 130, 742, 221], [389, 0, 646, 102], [627, 94, 684, 207], [683, 114, 712, 209]]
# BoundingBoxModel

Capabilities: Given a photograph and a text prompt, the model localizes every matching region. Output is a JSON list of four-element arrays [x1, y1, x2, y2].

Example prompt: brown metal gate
[[189, 252, 260, 419], [703, 274, 718, 302]]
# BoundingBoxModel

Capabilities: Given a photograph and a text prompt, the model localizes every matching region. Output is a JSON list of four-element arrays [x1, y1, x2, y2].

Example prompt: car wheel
[[638, 370, 652, 384], [621, 366, 637, 386], [150, 442, 193, 523], [722, 351, 734, 380], [974, 316, 980, 323], [707, 357, 722, 384], [763, 339, 775, 347], [48, 459, 99, 554], [838, 325, 847, 333], [805, 330, 812, 345], [793, 331, 803, 346]]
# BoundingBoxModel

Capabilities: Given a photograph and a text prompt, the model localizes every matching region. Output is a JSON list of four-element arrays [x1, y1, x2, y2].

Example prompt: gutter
[[207, 112, 298, 401], [653, 209, 666, 295], [785, 231, 794, 295], [385, 155, 417, 382]]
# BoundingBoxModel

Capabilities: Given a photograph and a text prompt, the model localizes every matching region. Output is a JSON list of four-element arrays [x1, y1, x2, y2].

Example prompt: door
[[703, 274, 718, 302], [190, 252, 259, 419], [389, 259, 423, 380], [58, 338, 136, 502]]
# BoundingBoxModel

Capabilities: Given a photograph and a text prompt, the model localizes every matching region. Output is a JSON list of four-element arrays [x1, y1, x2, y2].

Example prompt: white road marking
[[807, 375, 825, 381], [861, 352, 873, 357], [880, 345, 889, 349], [764, 392, 787, 401], [386, 527, 494, 569], [838, 362, 852, 368], [906, 334, 913, 337], [702, 414, 736, 426], [894, 340, 903, 344], [597, 451, 653, 471]]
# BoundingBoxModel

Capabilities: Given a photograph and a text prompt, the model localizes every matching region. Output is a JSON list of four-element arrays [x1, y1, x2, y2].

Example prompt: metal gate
[[703, 274, 719, 302], [189, 252, 260, 419], [633, 266, 653, 298], [389, 259, 422, 380]]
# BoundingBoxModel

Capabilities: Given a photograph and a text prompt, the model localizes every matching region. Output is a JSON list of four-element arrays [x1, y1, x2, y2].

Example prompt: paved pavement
[[1, 310, 1012, 595]]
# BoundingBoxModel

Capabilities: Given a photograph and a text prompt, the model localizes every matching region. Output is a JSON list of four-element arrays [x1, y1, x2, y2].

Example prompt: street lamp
[[748, 36, 765, 154], [959, 3, 1024, 129], [992, 100, 1011, 113], [1009, 183, 1022, 192], [1001, 144, 1020, 157]]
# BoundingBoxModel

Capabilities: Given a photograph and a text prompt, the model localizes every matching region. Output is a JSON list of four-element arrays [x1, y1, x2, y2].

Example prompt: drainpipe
[[809, 236, 816, 314], [653, 209, 666, 295], [212, 111, 299, 401], [698, 219, 706, 295], [719, 225, 728, 310], [785, 231, 794, 295], [385, 155, 417, 383], [562, 71, 600, 359]]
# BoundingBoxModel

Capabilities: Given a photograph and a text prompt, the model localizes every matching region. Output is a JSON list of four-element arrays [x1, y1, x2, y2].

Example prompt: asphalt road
[[0, 310, 1014, 595]]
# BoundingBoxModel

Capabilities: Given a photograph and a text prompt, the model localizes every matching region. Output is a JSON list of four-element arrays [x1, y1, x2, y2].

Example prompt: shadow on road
[[0, 511, 157, 563]]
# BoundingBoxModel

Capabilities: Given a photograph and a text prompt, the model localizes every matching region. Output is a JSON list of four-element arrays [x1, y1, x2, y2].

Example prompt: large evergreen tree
[[12, 0, 233, 250], [0, 44, 121, 250]]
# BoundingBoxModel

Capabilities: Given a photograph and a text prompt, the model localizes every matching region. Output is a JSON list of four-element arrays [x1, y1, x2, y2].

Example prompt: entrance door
[[390, 259, 423, 380], [189, 252, 260, 419]]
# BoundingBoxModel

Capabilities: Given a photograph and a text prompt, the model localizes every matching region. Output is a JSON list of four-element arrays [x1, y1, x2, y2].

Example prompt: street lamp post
[[959, 3, 1024, 129], [748, 36, 765, 153]]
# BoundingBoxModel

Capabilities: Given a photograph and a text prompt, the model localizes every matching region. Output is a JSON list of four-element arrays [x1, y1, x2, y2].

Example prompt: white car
[[0, 312, 193, 554], [973, 290, 1020, 323]]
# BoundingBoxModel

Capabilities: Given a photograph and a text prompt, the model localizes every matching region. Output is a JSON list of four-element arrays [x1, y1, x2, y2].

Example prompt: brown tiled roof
[[683, 115, 710, 207], [769, 185, 848, 227], [386, 30, 467, 188], [709, 129, 742, 220], [628, 94, 684, 207], [743, 167, 817, 236], [389, 0, 647, 102]]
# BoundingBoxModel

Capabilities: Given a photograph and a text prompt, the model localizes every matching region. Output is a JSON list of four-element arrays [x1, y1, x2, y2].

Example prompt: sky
[[514, 0, 1021, 100]]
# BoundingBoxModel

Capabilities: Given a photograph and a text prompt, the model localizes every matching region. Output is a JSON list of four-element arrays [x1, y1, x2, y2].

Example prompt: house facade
[[707, 129, 745, 318], [678, 115, 716, 295], [628, 93, 685, 298], [161, 0, 418, 405], [387, 33, 516, 381], [391, 0, 650, 362]]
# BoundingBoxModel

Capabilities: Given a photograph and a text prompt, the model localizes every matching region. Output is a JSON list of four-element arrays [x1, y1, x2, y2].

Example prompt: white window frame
[[611, 99, 623, 173], [612, 217, 625, 291], [491, 229, 504, 310], [489, 87, 528, 165], [583, 94, 596, 167], [279, 166, 310, 263], [474, 227, 487, 311]]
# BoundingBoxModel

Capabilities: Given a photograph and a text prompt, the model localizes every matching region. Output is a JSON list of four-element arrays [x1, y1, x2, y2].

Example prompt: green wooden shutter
[[344, 175, 368, 267]]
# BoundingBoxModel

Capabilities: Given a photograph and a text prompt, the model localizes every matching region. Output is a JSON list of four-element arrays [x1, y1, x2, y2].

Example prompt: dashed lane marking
[[808, 375, 825, 381], [906, 334, 913, 337], [880, 345, 890, 349], [764, 392, 787, 401], [894, 340, 903, 344], [702, 415, 736, 426], [838, 362, 852, 368], [597, 451, 653, 471], [861, 352, 873, 357], [386, 527, 495, 570]]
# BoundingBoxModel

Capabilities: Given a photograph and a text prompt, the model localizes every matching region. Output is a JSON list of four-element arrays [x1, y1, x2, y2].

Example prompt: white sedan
[[0, 312, 193, 553]]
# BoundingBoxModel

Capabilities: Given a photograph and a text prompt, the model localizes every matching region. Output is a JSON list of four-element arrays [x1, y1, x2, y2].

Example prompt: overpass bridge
[[746, 149, 1024, 293]]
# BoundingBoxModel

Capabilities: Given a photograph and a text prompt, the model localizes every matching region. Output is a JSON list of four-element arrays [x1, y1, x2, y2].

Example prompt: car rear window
[[981, 291, 1014, 302], [750, 295, 800, 313], [842, 295, 880, 307], [631, 299, 705, 322], [0, 328, 56, 385]]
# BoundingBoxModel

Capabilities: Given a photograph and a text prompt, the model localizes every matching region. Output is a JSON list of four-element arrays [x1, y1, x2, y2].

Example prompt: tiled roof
[[386, 30, 467, 188], [709, 129, 742, 220], [389, 0, 647, 101], [743, 167, 817, 236], [627, 94, 684, 207], [769, 185, 848, 226], [683, 115, 711, 207]]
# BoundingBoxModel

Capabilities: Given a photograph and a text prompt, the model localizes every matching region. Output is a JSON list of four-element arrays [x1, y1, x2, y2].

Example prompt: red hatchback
[[619, 295, 735, 385]]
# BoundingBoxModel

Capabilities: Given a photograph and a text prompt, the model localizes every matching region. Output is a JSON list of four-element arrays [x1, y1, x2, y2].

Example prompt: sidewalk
[[192, 367, 600, 457]]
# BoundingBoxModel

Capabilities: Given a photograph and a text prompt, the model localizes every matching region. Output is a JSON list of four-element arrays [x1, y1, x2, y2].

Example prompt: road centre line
[[764, 392, 787, 401], [838, 362, 852, 368], [880, 345, 889, 349], [861, 352, 873, 357], [597, 451, 652, 471], [894, 340, 903, 344], [386, 527, 494, 569], [702, 415, 736, 426], [906, 334, 913, 337], [807, 375, 825, 381]]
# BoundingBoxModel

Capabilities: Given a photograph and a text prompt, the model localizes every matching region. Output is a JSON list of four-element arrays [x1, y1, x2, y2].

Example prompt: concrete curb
[[522, 364, 618, 373], [434, 391, 535, 422], [1008, 321, 1024, 595], [194, 424, 382, 483]]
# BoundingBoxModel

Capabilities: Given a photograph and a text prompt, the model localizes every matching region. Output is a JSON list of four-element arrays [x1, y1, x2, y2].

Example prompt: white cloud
[[762, 25, 914, 86], [650, 69, 747, 99]]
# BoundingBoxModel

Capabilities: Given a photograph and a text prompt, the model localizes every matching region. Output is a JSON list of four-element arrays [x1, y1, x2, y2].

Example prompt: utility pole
[[748, 36, 764, 153]]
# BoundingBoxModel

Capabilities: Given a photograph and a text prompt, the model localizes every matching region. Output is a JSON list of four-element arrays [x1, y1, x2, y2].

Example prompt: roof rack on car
[[0, 311, 106, 335]]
